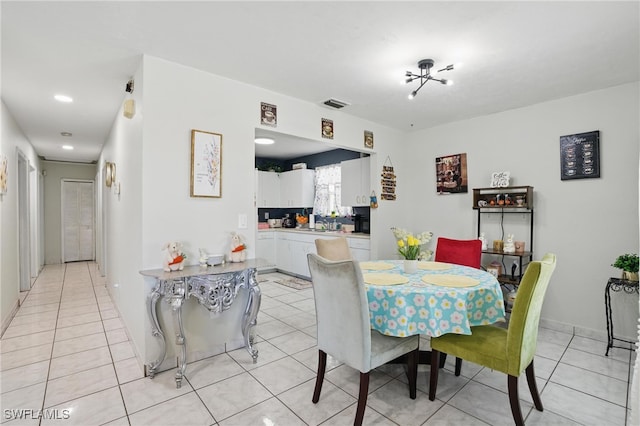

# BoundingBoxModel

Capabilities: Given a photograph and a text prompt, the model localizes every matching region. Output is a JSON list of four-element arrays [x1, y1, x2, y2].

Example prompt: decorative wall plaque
[[364, 130, 374, 149], [321, 118, 334, 139], [260, 102, 277, 127], [560, 130, 600, 180]]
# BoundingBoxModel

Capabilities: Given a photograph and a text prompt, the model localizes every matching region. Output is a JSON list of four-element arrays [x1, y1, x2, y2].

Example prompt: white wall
[[100, 55, 407, 366], [41, 161, 97, 264], [0, 101, 41, 332], [98, 59, 145, 360], [406, 82, 640, 338]]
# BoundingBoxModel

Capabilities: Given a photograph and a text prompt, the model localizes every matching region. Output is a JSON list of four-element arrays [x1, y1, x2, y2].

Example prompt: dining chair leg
[[525, 361, 544, 411], [355, 372, 370, 426], [312, 350, 327, 403], [507, 375, 525, 426], [454, 357, 462, 376], [407, 347, 418, 399], [428, 349, 439, 401]]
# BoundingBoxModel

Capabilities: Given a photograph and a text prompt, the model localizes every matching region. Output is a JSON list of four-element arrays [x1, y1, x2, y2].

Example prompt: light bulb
[[408, 91, 417, 100], [446, 79, 454, 86]]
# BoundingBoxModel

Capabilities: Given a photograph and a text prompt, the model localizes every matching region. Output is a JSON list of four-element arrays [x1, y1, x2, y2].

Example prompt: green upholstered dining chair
[[315, 237, 352, 261], [428, 253, 557, 426], [307, 253, 419, 426], [434, 237, 483, 375]]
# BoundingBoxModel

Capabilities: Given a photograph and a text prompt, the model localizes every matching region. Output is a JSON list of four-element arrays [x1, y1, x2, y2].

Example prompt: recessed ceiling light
[[61, 131, 72, 137], [54, 94, 73, 103], [62, 145, 74, 150], [255, 137, 275, 145]]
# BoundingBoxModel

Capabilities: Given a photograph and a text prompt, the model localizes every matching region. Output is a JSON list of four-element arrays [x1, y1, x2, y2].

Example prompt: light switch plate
[[238, 213, 247, 229]]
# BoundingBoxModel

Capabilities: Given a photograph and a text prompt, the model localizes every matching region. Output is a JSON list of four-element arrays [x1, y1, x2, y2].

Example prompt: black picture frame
[[560, 130, 600, 180]]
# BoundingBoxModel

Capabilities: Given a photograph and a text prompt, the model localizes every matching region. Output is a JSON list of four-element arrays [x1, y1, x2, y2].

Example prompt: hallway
[[0, 263, 635, 425]]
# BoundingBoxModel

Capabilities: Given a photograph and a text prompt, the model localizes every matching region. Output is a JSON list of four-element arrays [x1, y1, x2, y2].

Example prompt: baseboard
[[1, 299, 20, 338]]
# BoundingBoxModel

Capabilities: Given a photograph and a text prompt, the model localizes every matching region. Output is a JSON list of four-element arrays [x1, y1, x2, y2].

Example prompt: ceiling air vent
[[323, 98, 349, 109]]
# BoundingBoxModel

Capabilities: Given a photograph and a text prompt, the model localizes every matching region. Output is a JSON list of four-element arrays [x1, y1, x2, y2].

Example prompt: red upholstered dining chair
[[433, 237, 483, 375], [434, 237, 482, 269]]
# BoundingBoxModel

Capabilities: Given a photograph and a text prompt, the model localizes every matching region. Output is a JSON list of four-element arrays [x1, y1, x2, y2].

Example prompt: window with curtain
[[313, 164, 352, 217]]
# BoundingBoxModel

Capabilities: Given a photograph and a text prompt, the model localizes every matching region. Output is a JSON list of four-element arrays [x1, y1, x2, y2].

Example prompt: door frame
[[16, 149, 30, 291], [60, 179, 95, 263]]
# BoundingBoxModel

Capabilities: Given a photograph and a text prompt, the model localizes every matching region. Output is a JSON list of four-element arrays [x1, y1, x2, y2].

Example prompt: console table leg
[[173, 298, 187, 388], [242, 273, 262, 363], [146, 285, 166, 378]]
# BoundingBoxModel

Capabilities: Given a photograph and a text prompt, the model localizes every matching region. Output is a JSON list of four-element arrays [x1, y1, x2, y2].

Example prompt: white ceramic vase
[[404, 259, 418, 274]]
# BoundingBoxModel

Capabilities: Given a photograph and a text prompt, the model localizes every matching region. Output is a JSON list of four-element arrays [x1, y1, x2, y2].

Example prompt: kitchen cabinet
[[341, 157, 370, 207], [256, 231, 276, 270], [273, 230, 370, 279], [347, 238, 371, 262], [276, 231, 316, 278], [256, 170, 281, 207], [279, 169, 315, 208]]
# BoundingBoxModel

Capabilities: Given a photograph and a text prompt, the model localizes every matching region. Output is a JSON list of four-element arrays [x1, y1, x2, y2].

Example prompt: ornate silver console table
[[140, 260, 263, 388]]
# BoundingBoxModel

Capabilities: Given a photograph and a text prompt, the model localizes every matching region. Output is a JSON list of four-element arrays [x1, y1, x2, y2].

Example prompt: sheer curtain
[[313, 164, 352, 217]]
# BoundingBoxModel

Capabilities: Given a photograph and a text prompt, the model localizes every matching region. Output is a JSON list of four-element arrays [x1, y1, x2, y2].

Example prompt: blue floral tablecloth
[[362, 260, 505, 337]]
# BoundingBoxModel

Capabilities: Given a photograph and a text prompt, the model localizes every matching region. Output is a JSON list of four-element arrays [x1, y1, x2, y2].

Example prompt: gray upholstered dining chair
[[307, 253, 419, 426], [429, 253, 557, 426], [315, 237, 352, 261]]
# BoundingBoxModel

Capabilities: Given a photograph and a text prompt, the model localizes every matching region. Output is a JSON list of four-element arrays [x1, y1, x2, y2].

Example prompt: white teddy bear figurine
[[503, 234, 516, 254], [163, 241, 186, 271]]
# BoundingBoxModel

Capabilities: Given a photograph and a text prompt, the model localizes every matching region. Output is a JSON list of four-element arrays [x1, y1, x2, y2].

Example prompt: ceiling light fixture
[[62, 145, 74, 150], [61, 131, 72, 137], [404, 59, 457, 99], [54, 94, 73, 103], [255, 137, 275, 145]]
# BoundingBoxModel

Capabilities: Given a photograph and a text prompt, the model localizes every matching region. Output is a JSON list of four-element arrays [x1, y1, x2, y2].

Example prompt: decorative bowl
[[207, 254, 225, 266]]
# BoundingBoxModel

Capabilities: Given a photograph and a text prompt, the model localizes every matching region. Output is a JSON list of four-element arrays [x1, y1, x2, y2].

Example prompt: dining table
[[359, 259, 506, 364]]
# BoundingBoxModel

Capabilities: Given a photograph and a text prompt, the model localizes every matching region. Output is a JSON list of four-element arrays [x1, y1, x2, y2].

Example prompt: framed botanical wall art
[[435, 153, 468, 194], [560, 130, 600, 180], [190, 129, 222, 198]]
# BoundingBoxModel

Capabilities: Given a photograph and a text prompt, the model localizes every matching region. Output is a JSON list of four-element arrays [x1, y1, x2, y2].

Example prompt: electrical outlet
[[265, 212, 269, 220]]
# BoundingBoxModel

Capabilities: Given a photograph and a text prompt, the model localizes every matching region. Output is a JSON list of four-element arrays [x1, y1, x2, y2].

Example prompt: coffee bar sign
[[260, 102, 277, 127], [560, 130, 600, 180]]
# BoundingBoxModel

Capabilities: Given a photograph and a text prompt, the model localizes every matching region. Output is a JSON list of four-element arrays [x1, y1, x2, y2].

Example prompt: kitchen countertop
[[258, 227, 370, 239]]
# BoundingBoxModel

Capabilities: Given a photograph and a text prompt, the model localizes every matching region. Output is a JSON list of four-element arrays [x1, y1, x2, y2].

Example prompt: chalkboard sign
[[560, 130, 600, 180]]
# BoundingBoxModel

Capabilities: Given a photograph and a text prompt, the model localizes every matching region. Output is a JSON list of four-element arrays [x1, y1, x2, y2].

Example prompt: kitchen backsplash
[[258, 206, 370, 225]]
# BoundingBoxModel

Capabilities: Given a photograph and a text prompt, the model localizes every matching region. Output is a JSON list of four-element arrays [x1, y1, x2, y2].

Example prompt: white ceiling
[[2, 1, 638, 163]]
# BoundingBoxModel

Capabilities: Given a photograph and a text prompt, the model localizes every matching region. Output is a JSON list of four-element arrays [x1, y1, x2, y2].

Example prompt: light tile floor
[[0, 263, 635, 425]]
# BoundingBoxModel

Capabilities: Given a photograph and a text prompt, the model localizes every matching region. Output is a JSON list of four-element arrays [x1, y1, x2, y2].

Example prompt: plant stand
[[604, 277, 639, 356]]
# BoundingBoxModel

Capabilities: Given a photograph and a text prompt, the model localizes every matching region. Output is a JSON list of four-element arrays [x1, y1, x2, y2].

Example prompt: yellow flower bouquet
[[391, 227, 433, 260]]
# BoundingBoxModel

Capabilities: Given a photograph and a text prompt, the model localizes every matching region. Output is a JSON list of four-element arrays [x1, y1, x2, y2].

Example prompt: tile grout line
[[38, 262, 67, 426]]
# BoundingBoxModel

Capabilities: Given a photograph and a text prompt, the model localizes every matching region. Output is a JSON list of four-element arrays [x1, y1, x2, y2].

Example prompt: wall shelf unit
[[473, 186, 534, 286]]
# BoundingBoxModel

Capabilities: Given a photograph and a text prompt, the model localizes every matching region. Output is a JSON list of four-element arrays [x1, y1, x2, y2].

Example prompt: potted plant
[[612, 253, 639, 281]]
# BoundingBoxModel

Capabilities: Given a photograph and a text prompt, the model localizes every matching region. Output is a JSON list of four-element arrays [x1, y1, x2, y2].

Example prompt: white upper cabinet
[[256, 170, 281, 207], [279, 169, 315, 208], [341, 157, 370, 207]]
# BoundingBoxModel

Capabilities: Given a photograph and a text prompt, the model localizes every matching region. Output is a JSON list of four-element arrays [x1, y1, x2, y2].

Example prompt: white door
[[62, 180, 95, 262]]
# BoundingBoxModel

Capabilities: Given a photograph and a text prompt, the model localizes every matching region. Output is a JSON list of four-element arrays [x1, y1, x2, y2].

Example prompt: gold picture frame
[[190, 129, 222, 198]]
